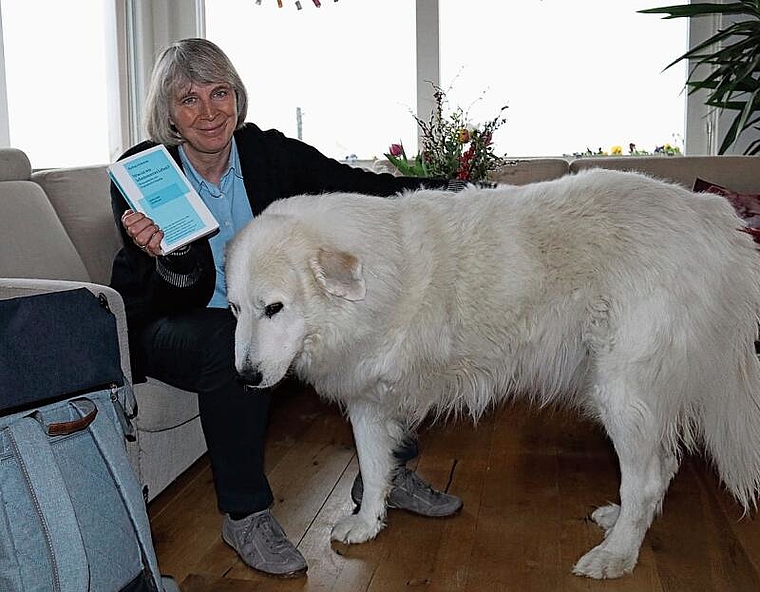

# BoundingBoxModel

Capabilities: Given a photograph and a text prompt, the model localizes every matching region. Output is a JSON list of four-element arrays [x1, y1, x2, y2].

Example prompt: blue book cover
[[108, 145, 219, 254]]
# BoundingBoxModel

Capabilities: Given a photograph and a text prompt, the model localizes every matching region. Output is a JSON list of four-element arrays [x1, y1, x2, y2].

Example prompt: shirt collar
[[226, 139, 243, 182], [178, 138, 242, 192]]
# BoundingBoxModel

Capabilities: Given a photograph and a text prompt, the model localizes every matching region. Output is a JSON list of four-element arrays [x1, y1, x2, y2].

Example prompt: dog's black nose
[[238, 367, 263, 387]]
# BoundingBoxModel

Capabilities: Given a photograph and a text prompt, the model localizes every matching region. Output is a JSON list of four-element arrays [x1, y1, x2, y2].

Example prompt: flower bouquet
[[385, 84, 508, 183]]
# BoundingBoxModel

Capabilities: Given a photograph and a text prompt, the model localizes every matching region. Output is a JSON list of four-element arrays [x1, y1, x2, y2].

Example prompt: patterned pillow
[[693, 178, 760, 243]]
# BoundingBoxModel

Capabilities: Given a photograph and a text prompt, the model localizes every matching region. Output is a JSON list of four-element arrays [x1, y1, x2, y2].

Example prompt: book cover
[[108, 145, 219, 254]]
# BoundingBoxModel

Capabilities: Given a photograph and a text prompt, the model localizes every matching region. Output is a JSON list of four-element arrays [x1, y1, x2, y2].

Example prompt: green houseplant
[[384, 84, 509, 183], [639, 1, 760, 154]]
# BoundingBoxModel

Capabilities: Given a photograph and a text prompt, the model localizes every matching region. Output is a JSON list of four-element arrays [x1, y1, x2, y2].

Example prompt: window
[[0, 1, 691, 166], [0, 0, 117, 168], [206, 0, 687, 159], [205, 0, 417, 161], [439, 1, 688, 157]]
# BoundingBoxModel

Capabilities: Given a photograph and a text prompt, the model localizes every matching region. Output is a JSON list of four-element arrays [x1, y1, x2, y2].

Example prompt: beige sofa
[[2, 146, 759, 501], [0, 148, 206, 502], [487, 155, 760, 193]]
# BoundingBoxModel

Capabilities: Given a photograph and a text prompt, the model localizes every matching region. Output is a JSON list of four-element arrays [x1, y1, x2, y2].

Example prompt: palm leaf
[[639, 2, 758, 19], [640, 1, 760, 154]]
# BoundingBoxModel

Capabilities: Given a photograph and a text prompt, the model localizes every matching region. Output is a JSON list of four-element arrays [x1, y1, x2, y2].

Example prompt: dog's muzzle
[[237, 367, 263, 388]]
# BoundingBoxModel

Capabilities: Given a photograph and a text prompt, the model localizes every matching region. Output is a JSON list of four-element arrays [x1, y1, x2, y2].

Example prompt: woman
[[110, 38, 462, 578]]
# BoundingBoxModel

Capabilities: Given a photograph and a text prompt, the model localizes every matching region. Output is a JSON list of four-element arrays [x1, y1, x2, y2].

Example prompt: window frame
[[0, 4, 9, 147], [0, 0, 755, 159]]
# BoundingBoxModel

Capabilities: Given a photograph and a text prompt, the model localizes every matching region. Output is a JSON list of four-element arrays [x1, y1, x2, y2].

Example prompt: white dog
[[225, 169, 760, 579]]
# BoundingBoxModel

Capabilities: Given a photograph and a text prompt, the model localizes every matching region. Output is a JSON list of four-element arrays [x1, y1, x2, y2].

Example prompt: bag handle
[[31, 398, 97, 437]]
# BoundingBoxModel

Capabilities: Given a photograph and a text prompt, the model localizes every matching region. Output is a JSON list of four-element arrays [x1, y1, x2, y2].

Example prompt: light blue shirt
[[178, 140, 253, 308]]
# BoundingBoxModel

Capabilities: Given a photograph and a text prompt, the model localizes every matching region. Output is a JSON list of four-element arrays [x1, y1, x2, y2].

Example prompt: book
[[108, 144, 219, 254]]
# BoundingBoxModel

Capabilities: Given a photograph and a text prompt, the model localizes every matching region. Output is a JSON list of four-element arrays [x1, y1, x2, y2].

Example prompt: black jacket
[[110, 122, 444, 380]]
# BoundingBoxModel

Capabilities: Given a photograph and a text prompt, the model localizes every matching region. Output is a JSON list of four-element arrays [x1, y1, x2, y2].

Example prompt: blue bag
[[0, 289, 178, 592]]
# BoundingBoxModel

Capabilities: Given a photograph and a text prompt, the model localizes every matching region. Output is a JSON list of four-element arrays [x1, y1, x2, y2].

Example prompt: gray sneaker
[[221, 510, 307, 578], [351, 467, 463, 517]]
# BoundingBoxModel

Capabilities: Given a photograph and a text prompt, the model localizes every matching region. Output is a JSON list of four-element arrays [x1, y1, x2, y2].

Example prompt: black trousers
[[139, 308, 274, 515]]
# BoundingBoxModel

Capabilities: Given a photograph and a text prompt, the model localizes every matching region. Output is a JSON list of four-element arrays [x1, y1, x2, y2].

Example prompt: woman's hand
[[121, 209, 164, 257]]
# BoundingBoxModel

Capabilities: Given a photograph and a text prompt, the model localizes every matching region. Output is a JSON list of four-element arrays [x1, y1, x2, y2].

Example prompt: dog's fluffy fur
[[225, 169, 760, 579]]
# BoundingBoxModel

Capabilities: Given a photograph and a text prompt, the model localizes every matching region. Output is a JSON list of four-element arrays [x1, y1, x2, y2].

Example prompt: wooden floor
[[148, 379, 760, 591]]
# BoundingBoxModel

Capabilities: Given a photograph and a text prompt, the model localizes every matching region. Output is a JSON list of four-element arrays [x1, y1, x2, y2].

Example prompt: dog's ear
[[309, 248, 366, 301]]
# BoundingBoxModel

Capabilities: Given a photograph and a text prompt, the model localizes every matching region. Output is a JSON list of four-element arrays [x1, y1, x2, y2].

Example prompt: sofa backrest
[[489, 158, 569, 185], [489, 155, 760, 193], [32, 165, 121, 285], [0, 148, 90, 282], [570, 155, 760, 193]]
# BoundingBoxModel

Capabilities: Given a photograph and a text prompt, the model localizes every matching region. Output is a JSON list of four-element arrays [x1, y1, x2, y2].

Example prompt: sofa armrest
[[0, 278, 133, 386]]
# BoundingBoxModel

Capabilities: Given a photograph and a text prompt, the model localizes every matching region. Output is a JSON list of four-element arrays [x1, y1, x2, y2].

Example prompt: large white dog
[[225, 169, 760, 579]]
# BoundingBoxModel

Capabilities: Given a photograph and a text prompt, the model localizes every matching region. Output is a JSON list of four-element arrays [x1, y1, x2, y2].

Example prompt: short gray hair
[[144, 38, 248, 145]]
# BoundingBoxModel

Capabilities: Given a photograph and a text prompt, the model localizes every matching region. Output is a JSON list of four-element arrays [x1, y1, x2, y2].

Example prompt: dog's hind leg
[[330, 400, 398, 544], [573, 380, 673, 579]]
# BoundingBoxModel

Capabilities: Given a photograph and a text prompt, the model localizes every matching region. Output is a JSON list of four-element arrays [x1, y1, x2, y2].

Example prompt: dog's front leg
[[331, 400, 396, 544]]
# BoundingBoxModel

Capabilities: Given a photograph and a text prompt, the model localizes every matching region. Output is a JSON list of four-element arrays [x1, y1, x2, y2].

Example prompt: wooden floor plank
[[149, 385, 760, 592], [364, 462, 469, 591], [225, 428, 356, 581], [148, 455, 212, 520], [689, 458, 760, 591], [301, 457, 380, 592], [149, 461, 229, 583]]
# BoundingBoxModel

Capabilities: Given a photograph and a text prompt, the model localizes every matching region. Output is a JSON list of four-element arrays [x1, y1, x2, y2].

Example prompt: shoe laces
[[396, 467, 440, 498], [247, 512, 290, 552]]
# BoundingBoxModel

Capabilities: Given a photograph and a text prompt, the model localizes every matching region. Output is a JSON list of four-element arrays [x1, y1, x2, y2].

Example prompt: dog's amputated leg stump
[[591, 503, 620, 535]]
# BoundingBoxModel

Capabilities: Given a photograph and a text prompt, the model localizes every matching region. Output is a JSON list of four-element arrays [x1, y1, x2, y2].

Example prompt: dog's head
[[226, 214, 365, 389]]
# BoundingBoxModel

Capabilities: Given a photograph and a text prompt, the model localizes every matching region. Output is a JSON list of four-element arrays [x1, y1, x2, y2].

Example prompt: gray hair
[[144, 38, 248, 145]]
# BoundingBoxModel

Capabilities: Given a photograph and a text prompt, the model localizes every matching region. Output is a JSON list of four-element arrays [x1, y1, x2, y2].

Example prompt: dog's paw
[[591, 503, 620, 534], [572, 544, 636, 579], [330, 514, 383, 544]]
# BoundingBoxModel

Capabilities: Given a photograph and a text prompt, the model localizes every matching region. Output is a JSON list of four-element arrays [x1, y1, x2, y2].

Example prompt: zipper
[[7, 427, 61, 592], [110, 383, 136, 441]]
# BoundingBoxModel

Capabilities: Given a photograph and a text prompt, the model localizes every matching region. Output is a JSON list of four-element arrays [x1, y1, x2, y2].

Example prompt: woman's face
[[170, 80, 237, 161]]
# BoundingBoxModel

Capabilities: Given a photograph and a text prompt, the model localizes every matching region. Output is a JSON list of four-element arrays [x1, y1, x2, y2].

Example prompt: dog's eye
[[264, 302, 284, 318], [229, 302, 239, 317]]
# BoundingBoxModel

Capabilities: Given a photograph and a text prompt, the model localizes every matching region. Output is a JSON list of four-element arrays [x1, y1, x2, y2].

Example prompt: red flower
[[456, 144, 477, 180], [388, 143, 403, 157]]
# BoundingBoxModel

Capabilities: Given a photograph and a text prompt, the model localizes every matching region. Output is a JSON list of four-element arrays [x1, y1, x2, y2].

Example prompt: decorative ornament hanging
[[256, 0, 336, 7]]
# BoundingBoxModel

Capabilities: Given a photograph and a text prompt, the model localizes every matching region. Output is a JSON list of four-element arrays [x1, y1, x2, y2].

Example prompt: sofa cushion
[[0, 149, 31, 182], [0, 180, 90, 281], [488, 158, 569, 185], [134, 378, 200, 432], [32, 165, 120, 286], [569, 156, 760, 193]]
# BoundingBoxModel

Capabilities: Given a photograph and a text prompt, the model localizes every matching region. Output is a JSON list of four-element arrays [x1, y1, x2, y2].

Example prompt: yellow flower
[[458, 128, 470, 143], [610, 145, 623, 155]]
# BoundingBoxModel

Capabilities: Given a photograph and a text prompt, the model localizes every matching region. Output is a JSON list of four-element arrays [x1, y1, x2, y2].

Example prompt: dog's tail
[[702, 337, 760, 513]]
